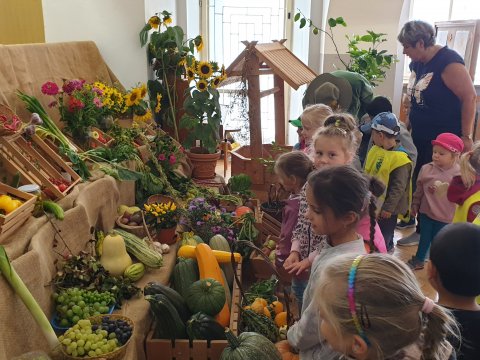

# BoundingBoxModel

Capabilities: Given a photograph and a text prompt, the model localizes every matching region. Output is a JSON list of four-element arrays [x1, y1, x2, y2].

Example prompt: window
[[405, 0, 480, 85]]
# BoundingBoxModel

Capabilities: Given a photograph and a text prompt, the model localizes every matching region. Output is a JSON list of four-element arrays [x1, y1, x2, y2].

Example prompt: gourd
[[144, 282, 190, 323], [274, 312, 288, 327], [145, 293, 186, 340], [195, 243, 231, 326], [171, 257, 199, 298], [220, 328, 281, 360], [275, 340, 299, 360], [123, 263, 145, 282], [209, 234, 234, 289], [178, 245, 242, 264], [186, 312, 226, 341], [241, 308, 279, 343], [100, 233, 132, 276], [114, 229, 163, 268], [185, 278, 226, 316]]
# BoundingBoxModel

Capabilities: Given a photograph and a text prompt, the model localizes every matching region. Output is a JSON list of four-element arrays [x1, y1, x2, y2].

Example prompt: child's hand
[[380, 210, 392, 219], [428, 184, 437, 194], [411, 205, 419, 217], [283, 252, 300, 270], [287, 258, 311, 276]]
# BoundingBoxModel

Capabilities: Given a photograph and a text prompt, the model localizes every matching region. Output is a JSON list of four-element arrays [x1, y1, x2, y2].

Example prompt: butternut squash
[[178, 245, 242, 263], [100, 233, 132, 276], [195, 243, 230, 327]]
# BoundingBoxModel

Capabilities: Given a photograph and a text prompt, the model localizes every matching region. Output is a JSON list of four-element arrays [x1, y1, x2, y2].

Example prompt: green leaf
[[360, 34, 373, 42], [117, 168, 143, 181], [294, 13, 300, 22], [376, 55, 383, 65], [313, 27, 319, 35], [328, 18, 337, 28], [336, 17, 346, 26], [299, 18, 307, 29]]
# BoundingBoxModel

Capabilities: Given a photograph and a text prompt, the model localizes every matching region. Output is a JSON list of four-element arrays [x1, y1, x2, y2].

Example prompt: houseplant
[[144, 201, 180, 244]]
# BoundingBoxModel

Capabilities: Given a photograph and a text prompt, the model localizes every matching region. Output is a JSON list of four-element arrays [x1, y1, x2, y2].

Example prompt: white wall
[[42, 0, 148, 89]]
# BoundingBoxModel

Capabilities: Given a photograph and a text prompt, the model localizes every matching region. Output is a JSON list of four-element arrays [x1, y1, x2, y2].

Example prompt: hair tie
[[421, 297, 435, 314], [348, 255, 370, 345], [334, 119, 347, 135]]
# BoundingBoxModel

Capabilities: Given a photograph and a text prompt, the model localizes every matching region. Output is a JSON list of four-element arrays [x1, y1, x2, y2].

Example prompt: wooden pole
[[274, 74, 285, 145], [245, 44, 263, 158]]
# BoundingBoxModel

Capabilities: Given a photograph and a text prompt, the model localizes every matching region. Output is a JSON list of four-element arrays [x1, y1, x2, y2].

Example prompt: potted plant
[[143, 201, 180, 244], [179, 60, 227, 179]]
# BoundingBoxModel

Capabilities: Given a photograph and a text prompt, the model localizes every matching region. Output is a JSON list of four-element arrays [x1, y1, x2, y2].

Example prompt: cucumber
[[42, 200, 64, 220], [145, 294, 187, 340]]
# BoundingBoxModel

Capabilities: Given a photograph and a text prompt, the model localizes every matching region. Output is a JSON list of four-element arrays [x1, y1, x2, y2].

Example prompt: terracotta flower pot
[[186, 148, 221, 180], [154, 226, 177, 245]]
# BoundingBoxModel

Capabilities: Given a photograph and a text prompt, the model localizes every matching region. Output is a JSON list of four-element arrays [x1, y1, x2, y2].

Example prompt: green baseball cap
[[289, 118, 302, 127]]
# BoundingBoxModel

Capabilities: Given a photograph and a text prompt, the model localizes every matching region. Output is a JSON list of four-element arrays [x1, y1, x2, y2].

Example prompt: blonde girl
[[300, 104, 334, 149], [315, 253, 458, 360], [447, 141, 480, 223], [286, 165, 384, 360]]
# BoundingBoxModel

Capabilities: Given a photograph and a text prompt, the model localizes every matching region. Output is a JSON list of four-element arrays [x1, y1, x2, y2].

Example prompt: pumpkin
[[263, 307, 272, 318], [100, 233, 132, 276], [235, 206, 253, 217], [274, 312, 288, 327], [220, 328, 282, 360], [271, 301, 284, 315], [255, 297, 268, 307], [275, 340, 299, 360], [186, 278, 226, 316], [250, 300, 265, 314]]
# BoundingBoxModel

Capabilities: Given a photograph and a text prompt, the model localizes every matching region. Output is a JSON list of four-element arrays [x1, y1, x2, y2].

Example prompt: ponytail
[[460, 141, 480, 189], [366, 175, 386, 253]]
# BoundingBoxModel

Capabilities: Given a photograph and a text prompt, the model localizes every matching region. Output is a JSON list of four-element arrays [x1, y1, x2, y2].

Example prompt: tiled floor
[[216, 158, 437, 299]]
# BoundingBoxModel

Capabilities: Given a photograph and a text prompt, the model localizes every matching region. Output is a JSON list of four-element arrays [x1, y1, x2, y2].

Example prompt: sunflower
[[139, 84, 147, 98], [178, 58, 186, 67], [220, 65, 227, 80], [155, 93, 162, 113], [196, 79, 208, 92], [197, 61, 213, 79], [163, 15, 172, 25], [148, 16, 161, 29], [186, 67, 196, 82], [133, 109, 152, 122], [210, 76, 222, 89], [125, 89, 142, 107], [195, 36, 204, 52]]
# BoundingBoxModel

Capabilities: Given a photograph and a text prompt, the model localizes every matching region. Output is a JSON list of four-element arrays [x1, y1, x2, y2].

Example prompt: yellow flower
[[196, 79, 208, 92], [163, 15, 172, 25], [178, 58, 186, 67], [139, 83, 147, 98], [155, 93, 162, 113], [133, 109, 152, 122], [154, 205, 161, 213], [195, 36, 204, 52], [125, 89, 141, 107], [186, 67, 196, 82], [171, 203, 176, 211], [197, 61, 213, 78], [148, 16, 161, 29], [210, 76, 223, 89], [221, 65, 227, 80], [144, 204, 152, 211]]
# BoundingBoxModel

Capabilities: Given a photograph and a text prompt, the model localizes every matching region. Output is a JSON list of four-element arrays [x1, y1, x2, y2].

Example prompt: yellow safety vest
[[364, 145, 412, 220], [453, 191, 480, 223]]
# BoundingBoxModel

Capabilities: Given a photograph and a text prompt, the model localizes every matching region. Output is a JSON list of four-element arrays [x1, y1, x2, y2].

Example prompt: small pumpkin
[[220, 328, 281, 360], [255, 297, 268, 307], [263, 306, 272, 318], [234, 206, 253, 217], [186, 278, 226, 316], [274, 312, 288, 327], [271, 300, 284, 315], [275, 340, 299, 360], [250, 300, 265, 314]]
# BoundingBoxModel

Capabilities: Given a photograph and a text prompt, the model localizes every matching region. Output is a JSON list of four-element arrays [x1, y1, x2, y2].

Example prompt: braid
[[368, 195, 379, 253]]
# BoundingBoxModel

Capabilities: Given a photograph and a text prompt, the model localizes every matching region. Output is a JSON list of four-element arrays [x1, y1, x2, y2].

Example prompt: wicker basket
[[61, 314, 134, 360], [146, 194, 176, 205], [115, 215, 147, 238]]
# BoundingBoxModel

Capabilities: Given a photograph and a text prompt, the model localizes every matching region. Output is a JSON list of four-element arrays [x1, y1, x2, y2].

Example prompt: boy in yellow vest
[[364, 112, 412, 252]]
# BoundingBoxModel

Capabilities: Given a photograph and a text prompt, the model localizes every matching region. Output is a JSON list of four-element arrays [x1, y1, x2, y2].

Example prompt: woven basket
[[61, 314, 134, 360], [147, 194, 176, 205], [0, 104, 23, 137], [115, 215, 147, 238]]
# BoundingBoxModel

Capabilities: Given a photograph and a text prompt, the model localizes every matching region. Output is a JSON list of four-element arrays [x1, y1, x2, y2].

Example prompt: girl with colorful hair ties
[[286, 165, 385, 360], [315, 253, 458, 360]]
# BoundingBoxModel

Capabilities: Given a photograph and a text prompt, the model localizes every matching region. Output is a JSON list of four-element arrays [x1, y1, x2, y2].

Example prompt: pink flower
[[93, 97, 103, 108], [63, 79, 85, 94], [48, 101, 58, 108], [41, 81, 59, 96], [92, 87, 103, 96], [169, 154, 177, 164], [157, 154, 166, 161]]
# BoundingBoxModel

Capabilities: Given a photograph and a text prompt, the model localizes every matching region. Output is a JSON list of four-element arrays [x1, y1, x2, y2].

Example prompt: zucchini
[[145, 294, 187, 340], [171, 257, 199, 298], [186, 312, 226, 341], [144, 282, 190, 322], [114, 229, 163, 268]]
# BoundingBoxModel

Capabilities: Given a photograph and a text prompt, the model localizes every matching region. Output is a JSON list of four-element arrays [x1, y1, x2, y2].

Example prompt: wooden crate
[[258, 211, 281, 246], [0, 183, 36, 242], [89, 127, 114, 148], [0, 135, 81, 199], [145, 262, 242, 360]]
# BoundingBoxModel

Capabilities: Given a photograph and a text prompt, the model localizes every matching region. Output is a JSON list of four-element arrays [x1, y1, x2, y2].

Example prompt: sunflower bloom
[[155, 93, 162, 113], [163, 15, 172, 25], [148, 16, 161, 29], [210, 76, 222, 89], [133, 109, 152, 122], [139, 83, 147, 98], [196, 79, 208, 92], [195, 36, 204, 52], [186, 67, 196, 82], [197, 61, 213, 78], [125, 89, 141, 107]]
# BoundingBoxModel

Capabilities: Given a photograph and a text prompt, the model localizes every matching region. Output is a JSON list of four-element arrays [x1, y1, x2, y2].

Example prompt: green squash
[[186, 312, 226, 341], [220, 328, 281, 360], [186, 278, 226, 316], [171, 257, 199, 298]]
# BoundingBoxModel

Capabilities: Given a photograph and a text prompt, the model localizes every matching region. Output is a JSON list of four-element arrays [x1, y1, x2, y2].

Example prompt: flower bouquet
[[123, 84, 153, 124]]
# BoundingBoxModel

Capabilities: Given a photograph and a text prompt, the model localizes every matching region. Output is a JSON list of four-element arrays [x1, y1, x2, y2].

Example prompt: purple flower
[[62, 79, 85, 94], [92, 87, 103, 96], [41, 81, 59, 96], [196, 221, 204, 226]]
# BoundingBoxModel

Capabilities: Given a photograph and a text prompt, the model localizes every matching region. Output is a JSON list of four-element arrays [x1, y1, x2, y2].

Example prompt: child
[[315, 253, 458, 360], [284, 114, 386, 309], [273, 151, 314, 289], [288, 118, 306, 151], [364, 112, 413, 252], [428, 223, 480, 360], [407, 133, 463, 270], [287, 165, 385, 360], [447, 141, 480, 223], [299, 103, 333, 151]]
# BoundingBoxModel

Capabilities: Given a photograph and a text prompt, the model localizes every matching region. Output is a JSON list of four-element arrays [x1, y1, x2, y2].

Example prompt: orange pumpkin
[[275, 340, 299, 360], [235, 205, 253, 217], [274, 311, 288, 327], [263, 306, 272, 318], [271, 300, 284, 315]]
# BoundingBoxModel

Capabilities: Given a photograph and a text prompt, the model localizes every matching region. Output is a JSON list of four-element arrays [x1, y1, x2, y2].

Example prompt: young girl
[[300, 104, 334, 151], [287, 165, 385, 360], [315, 253, 458, 360], [284, 115, 386, 309], [448, 141, 480, 223], [273, 151, 314, 289], [407, 133, 463, 270]]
